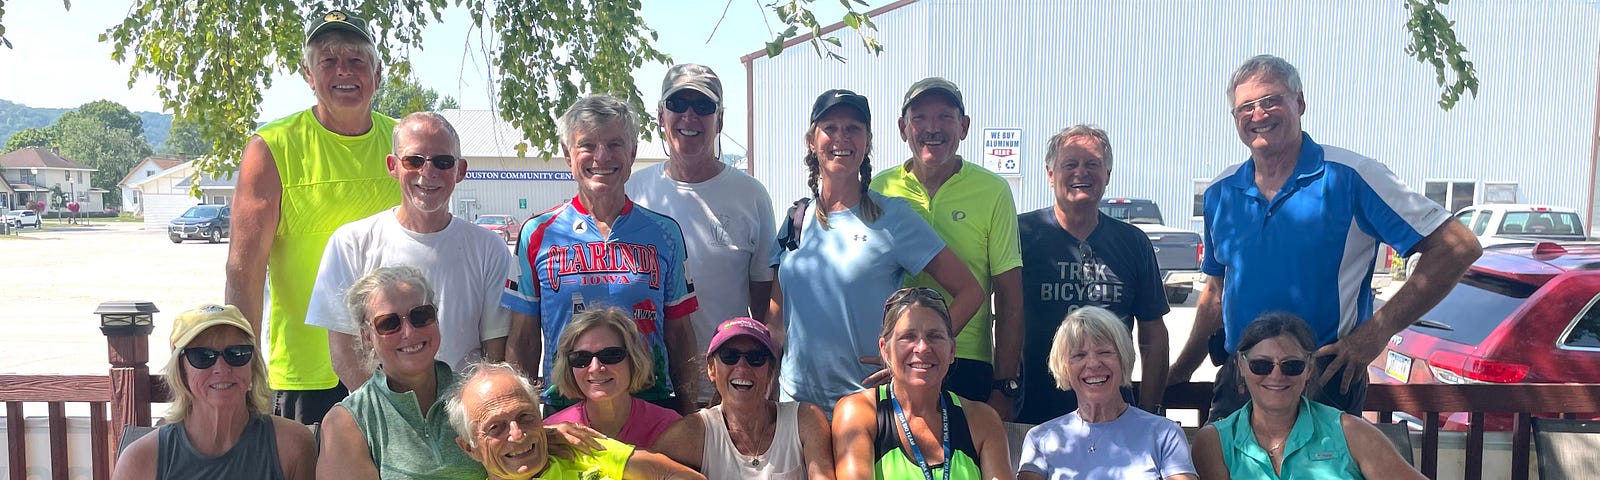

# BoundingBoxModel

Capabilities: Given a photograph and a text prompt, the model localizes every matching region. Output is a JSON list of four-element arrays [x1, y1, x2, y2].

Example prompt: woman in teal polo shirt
[[1191, 313, 1421, 479]]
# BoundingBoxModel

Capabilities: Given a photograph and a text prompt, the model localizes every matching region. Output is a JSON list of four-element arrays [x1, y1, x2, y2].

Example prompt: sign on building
[[981, 128, 1023, 177]]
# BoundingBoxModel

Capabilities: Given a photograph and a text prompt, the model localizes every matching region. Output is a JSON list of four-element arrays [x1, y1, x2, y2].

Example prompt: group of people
[[115, 7, 1487, 480]]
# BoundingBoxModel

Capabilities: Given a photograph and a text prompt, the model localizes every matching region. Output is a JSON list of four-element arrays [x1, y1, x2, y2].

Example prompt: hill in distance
[[0, 99, 171, 151]]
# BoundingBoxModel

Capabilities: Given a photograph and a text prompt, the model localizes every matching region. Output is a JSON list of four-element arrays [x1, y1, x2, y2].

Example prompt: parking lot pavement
[[1, 222, 226, 375]]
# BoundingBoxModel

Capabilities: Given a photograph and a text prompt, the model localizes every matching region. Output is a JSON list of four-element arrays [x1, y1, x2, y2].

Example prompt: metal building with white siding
[[742, 0, 1600, 233]]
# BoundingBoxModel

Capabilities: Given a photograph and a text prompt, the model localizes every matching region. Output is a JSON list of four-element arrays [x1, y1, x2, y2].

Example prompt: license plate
[[1385, 350, 1413, 383]]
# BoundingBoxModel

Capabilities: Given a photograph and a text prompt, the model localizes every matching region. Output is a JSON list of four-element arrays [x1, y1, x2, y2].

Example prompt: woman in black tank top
[[113, 304, 317, 480], [831, 288, 1014, 480]]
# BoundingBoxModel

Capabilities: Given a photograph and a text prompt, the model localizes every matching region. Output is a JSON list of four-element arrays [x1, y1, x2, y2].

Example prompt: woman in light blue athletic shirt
[[1191, 313, 1422, 479]]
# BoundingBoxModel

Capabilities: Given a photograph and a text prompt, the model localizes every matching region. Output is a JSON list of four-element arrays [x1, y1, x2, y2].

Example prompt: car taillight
[[1426, 350, 1528, 383], [1197, 242, 1204, 264]]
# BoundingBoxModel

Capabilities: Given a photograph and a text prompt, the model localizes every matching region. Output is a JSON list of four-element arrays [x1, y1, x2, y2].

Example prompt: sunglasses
[[371, 304, 439, 335], [183, 344, 255, 369], [714, 349, 772, 367], [399, 154, 460, 171], [1246, 357, 1309, 377], [883, 287, 948, 312], [664, 97, 717, 116], [1233, 94, 1286, 118], [568, 346, 628, 368]]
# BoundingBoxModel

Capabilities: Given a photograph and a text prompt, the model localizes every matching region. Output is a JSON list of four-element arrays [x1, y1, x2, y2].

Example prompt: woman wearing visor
[[114, 304, 317, 480]]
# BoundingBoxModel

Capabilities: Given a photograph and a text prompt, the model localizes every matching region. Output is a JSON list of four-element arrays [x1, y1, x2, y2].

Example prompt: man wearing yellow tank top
[[225, 9, 401, 424]]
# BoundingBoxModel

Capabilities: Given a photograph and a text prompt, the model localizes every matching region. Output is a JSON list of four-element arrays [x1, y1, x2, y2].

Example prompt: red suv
[[1369, 242, 1600, 430]]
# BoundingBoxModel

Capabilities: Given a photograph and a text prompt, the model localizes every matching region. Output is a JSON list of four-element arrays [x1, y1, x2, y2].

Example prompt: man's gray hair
[[300, 29, 381, 77], [1044, 124, 1114, 172], [1226, 54, 1303, 106], [445, 361, 543, 448], [557, 95, 639, 152], [345, 264, 437, 372], [392, 112, 463, 156]]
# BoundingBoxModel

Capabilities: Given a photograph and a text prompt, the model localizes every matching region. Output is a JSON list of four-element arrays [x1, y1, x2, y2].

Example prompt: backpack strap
[[779, 197, 812, 251]]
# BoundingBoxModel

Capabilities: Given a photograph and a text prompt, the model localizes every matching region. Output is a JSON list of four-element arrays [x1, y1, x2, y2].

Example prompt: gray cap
[[661, 63, 723, 104], [304, 10, 375, 45], [901, 77, 965, 116]]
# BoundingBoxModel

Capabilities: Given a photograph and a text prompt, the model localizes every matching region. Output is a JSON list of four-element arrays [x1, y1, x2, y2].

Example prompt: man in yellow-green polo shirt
[[225, 9, 400, 424], [870, 77, 1024, 420]]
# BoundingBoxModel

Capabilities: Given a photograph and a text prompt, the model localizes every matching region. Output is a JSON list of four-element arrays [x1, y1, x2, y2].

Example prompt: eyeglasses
[[714, 349, 772, 367], [664, 97, 717, 116], [399, 154, 460, 171], [1246, 357, 1309, 376], [183, 344, 255, 369], [883, 287, 947, 312], [1233, 94, 1286, 118], [568, 346, 628, 368], [370, 304, 438, 335]]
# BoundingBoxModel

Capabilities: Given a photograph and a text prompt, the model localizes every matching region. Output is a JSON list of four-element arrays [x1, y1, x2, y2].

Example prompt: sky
[[0, 0, 888, 154]]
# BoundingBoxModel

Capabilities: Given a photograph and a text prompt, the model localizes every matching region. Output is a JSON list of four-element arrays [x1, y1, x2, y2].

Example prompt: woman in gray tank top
[[653, 318, 836, 479], [113, 304, 317, 479]]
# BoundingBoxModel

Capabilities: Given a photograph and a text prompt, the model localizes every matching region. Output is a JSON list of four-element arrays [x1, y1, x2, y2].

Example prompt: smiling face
[[362, 281, 441, 377], [807, 108, 872, 180], [1231, 73, 1306, 159], [571, 326, 631, 401], [1047, 135, 1111, 209], [388, 120, 466, 218], [660, 90, 721, 162], [565, 120, 637, 199], [899, 94, 970, 170], [1064, 335, 1125, 403], [181, 325, 254, 409], [458, 373, 549, 480], [879, 305, 955, 388], [709, 336, 773, 402], [301, 31, 381, 113], [1239, 334, 1312, 410]]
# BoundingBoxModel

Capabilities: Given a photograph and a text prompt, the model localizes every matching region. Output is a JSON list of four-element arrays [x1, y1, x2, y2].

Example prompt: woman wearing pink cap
[[654, 318, 836, 479]]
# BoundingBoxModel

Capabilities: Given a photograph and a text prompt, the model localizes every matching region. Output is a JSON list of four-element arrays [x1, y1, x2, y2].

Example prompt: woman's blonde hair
[[550, 307, 656, 398], [162, 327, 273, 422], [1046, 306, 1136, 391]]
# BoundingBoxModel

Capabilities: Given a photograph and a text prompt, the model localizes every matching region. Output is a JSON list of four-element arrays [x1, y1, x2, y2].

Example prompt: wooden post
[[98, 301, 158, 456]]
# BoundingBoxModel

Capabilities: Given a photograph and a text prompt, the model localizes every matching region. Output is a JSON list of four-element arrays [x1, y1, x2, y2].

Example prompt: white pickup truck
[[1406, 203, 1589, 277], [1099, 198, 1205, 304]]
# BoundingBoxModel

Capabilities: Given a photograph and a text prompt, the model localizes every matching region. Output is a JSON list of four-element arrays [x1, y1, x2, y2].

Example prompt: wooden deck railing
[[1, 307, 1597, 479]]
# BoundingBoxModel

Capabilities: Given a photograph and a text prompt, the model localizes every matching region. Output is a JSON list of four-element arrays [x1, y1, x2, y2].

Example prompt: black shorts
[[274, 383, 350, 425], [945, 358, 994, 403]]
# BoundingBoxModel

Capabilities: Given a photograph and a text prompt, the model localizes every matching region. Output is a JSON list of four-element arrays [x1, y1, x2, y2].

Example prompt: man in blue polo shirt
[[1169, 55, 1482, 420]]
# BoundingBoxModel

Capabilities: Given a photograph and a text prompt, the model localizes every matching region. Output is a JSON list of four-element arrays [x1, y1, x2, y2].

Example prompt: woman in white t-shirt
[[1018, 306, 1196, 480]]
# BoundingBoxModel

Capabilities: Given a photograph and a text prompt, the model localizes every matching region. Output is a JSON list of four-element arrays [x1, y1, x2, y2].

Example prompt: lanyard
[[889, 385, 951, 480]]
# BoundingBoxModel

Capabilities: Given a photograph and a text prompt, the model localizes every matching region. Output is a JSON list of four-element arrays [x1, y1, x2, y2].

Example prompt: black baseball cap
[[810, 89, 871, 124], [305, 10, 375, 45]]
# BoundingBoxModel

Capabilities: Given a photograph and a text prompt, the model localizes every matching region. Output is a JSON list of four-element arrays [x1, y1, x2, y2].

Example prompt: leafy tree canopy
[[372, 75, 446, 119], [6, 99, 152, 208], [5, 127, 57, 151]]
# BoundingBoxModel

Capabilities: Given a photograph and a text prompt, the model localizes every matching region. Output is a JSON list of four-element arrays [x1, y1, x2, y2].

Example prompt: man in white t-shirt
[[306, 112, 514, 387], [626, 63, 777, 404]]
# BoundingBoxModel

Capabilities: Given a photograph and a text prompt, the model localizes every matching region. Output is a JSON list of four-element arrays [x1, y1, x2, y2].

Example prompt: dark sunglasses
[[664, 97, 717, 116], [183, 344, 255, 369], [883, 287, 948, 312], [399, 154, 460, 171], [715, 349, 772, 367], [1246, 357, 1309, 377], [568, 346, 628, 368], [371, 304, 438, 335]]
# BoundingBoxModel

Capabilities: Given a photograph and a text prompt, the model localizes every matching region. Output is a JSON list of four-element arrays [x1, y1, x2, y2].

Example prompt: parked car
[[473, 214, 520, 243], [1370, 242, 1600, 430], [168, 204, 230, 243], [1407, 204, 1588, 277], [5, 210, 41, 229], [1098, 198, 1204, 304]]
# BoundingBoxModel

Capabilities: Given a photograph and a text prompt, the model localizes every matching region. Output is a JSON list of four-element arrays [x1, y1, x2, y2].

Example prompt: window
[[1454, 210, 1475, 229], [1562, 293, 1600, 350], [146, 169, 155, 177], [1472, 212, 1492, 236], [1484, 181, 1518, 204], [1192, 178, 1211, 218], [133, 191, 140, 205], [20, 171, 36, 185], [1424, 179, 1475, 213], [212, 196, 227, 205]]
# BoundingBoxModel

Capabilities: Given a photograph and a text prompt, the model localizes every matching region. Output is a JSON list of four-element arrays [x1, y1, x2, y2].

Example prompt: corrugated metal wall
[[748, 0, 1600, 231]]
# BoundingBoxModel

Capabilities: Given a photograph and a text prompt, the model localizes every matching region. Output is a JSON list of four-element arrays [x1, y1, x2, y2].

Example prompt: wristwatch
[[991, 378, 1021, 398]]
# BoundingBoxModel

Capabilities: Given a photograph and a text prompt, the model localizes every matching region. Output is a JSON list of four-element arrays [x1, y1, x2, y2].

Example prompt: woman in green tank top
[[832, 287, 1014, 480]]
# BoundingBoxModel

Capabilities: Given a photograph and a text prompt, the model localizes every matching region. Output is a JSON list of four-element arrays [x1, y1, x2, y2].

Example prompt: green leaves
[[1404, 0, 1479, 110], [762, 0, 883, 63], [371, 75, 445, 119]]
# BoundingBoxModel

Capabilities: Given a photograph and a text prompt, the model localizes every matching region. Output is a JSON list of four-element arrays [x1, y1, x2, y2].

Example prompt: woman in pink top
[[546, 308, 681, 447]]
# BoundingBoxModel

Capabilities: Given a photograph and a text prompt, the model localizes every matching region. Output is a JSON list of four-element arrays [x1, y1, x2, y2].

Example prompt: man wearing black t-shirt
[[1014, 125, 1172, 425]]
